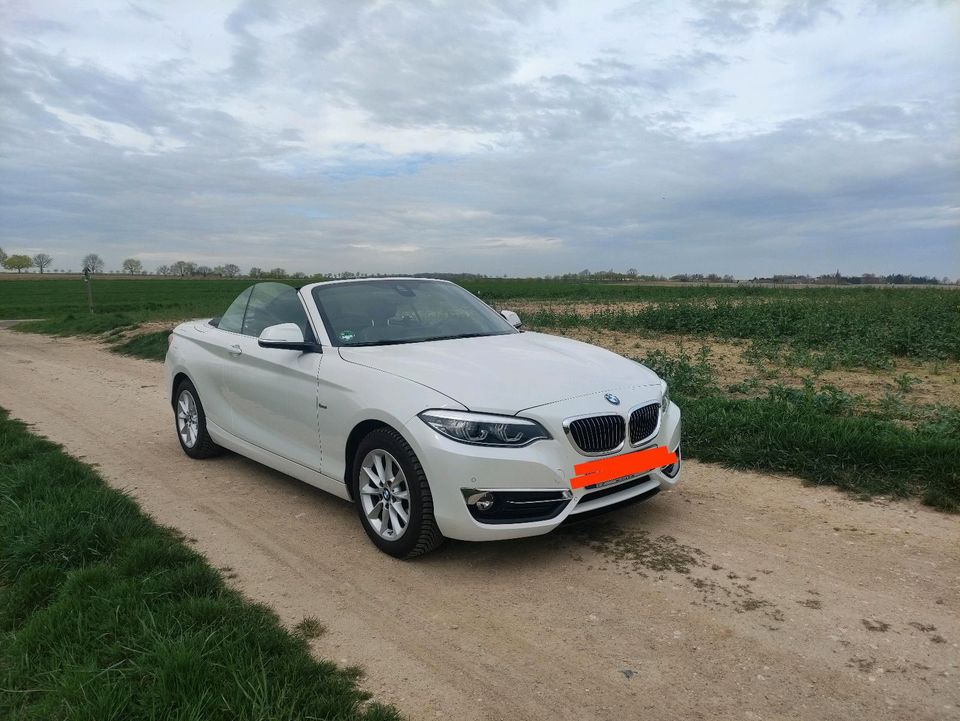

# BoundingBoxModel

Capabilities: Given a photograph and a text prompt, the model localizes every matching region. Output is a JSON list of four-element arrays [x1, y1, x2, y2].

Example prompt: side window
[[218, 287, 252, 333], [241, 283, 313, 340]]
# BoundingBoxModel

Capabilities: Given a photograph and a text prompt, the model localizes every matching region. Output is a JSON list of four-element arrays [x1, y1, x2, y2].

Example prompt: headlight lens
[[660, 380, 670, 413], [418, 410, 551, 447]]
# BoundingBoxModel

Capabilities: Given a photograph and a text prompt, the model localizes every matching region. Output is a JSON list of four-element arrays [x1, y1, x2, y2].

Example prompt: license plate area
[[583, 471, 644, 492], [569, 445, 677, 490]]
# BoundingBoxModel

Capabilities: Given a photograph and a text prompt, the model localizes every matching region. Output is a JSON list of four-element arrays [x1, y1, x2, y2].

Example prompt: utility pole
[[83, 266, 95, 313]]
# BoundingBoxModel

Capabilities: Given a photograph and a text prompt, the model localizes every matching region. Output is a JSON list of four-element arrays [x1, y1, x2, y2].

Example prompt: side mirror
[[258, 323, 320, 352], [500, 309, 522, 328]]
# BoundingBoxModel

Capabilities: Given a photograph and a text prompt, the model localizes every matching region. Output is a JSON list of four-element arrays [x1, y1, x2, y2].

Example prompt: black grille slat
[[568, 414, 624, 454], [629, 403, 660, 444]]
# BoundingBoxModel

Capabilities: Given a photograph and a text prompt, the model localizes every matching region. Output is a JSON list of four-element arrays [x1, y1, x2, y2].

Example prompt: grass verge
[[15, 313, 143, 337], [12, 317, 172, 361], [111, 329, 172, 361], [0, 408, 401, 721], [641, 348, 960, 512]]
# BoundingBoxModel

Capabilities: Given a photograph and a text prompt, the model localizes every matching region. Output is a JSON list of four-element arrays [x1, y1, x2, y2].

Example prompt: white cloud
[[0, 0, 957, 277], [475, 235, 563, 250]]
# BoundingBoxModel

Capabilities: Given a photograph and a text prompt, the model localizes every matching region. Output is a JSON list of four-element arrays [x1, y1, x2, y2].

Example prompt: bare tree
[[222, 263, 240, 278], [249, 267, 263, 278], [0, 247, 7, 265], [195, 265, 212, 277], [3, 254, 33, 273], [82, 253, 105, 273], [171, 260, 197, 277], [32, 253, 53, 273], [122, 258, 143, 274], [267, 267, 288, 279], [155, 264, 170, 276]]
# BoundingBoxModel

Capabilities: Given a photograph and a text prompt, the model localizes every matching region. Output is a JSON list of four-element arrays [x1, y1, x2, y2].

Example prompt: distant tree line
[[749, 272, 954, 285], [0, 248, 55, 274], [0, 248, 955, 285]]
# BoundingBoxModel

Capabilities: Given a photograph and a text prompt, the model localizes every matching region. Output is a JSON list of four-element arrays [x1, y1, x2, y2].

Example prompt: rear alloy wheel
[[352, 428, 444, 558], [174, 379, 221, 459]]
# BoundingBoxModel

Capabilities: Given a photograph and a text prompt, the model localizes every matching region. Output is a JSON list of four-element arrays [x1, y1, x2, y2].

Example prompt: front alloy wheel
[[352, 427, 444, 558], [177, 389, 199, 449], [359, 449, 411, 540]]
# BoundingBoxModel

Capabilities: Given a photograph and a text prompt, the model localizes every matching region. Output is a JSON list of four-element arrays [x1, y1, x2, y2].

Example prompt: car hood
[[338, 331, 660, 413]]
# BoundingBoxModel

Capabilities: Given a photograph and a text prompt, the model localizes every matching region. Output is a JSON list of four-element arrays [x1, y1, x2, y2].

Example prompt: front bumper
[[404, 399, 682, 542]]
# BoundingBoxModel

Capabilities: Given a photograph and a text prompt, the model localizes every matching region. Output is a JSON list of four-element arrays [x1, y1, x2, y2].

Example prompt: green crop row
[[525, 291, 959, 364]]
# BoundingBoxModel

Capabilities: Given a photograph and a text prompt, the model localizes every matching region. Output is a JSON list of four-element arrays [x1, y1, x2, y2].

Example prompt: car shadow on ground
[[207, 445, 683, 574]]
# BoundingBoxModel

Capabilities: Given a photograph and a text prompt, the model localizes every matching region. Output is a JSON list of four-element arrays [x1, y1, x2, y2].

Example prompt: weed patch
[[639, 348, 960, 512], [112, 329, 172, 361]]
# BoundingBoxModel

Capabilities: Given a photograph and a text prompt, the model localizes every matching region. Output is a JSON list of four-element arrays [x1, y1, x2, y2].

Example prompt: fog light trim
[[461, 488, 573, 524]]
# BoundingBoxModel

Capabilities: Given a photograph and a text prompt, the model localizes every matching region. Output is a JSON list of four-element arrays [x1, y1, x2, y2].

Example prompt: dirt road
[[0, 329, 957, 721]]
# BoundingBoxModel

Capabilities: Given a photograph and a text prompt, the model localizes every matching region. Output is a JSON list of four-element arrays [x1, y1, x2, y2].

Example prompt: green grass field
[[0, 276, 782, 320], [4, 277, 958, 370], [0, 277, 253, 322], [0, 408, 400, 721]]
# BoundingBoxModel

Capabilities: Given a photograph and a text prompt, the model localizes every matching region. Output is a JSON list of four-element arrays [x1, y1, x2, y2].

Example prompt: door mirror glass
[[501, 309, 522, 328]]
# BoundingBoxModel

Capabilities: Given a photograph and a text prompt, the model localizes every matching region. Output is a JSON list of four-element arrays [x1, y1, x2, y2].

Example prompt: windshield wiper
[[343, 332, 500, 347], [429, 332, 495, 342], [344, 339, 421, 347]]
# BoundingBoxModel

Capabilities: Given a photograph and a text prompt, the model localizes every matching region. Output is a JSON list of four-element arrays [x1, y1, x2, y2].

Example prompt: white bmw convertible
[[165, 278, 682, 558]]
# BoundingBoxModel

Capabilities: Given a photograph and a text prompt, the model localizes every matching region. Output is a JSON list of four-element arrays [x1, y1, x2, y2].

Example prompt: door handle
[[229, 344, 242, 356]]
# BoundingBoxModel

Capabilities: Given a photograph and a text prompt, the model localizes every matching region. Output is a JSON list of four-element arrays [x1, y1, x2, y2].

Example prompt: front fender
[[319, 354, 467, 484]]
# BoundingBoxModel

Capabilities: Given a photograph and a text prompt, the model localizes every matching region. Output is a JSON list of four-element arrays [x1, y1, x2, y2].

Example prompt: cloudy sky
[[1, 0, 958, 277]]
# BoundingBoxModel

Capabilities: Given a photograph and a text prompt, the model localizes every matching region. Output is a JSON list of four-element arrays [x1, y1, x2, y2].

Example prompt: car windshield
[[311, 280, 517, 347]]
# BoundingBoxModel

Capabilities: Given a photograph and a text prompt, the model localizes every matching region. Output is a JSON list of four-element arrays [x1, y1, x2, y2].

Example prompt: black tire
[[173, 378, 222, 459], [352, 427, 445, 559]]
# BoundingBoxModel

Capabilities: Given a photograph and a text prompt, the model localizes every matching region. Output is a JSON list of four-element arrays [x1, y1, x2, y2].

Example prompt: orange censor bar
[[570, 446, 677, 490]]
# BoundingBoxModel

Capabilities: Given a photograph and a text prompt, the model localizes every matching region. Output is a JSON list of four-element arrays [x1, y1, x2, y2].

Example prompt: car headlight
[[418, 410, 551, 447], [660, 380, 670, 413]]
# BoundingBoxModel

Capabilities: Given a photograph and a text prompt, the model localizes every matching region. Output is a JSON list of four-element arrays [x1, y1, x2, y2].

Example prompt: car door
[[220, 283, 323, 471], [188, 286, 253, 431]]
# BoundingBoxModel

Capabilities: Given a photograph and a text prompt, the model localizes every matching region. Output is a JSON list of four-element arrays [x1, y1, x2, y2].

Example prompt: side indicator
[[570, 446, 677, 489]]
